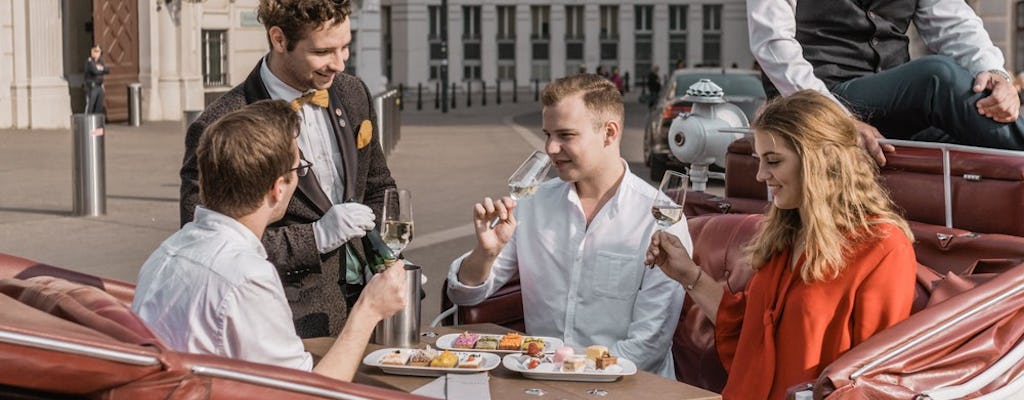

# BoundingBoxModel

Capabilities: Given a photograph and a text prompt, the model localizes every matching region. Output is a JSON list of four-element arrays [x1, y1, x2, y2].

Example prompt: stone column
[[158, 1, 182, 120], [688, 4, 702, 67], [25, 0, 71, 128], [391, 0, 428, 87], [480, 4, 496, 84], [0, 0, 16, 128], [652, 3, 669, 75], [515, 4, 530, 84], [448, 3, 463, 83], [180, 1, 204, 111], [618, 5, 635, 81], [356, 0, 386, 94], [584, 3, 599, 71]]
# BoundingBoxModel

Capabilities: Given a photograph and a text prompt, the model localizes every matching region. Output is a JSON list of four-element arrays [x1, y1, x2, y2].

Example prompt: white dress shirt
[[132, 207, 314, 371], [446, 164, 692, 378], [748, 0, 1007, 110], [260, 57, 346, 204]]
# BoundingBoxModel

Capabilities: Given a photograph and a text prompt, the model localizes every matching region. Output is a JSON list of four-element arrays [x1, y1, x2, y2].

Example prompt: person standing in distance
[[83, 45, 109, 114], [179, 0, 396, 339]]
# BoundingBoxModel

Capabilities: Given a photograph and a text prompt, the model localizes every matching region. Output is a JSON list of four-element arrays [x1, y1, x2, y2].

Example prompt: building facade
[[0, 0, 1018, 130]]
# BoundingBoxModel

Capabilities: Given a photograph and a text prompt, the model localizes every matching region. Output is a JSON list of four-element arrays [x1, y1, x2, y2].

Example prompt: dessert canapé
[[453, 331, 480, 349]]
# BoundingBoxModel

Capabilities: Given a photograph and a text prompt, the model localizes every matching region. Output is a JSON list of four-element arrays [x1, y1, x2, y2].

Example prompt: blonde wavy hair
[[747, 90, 913, 283]]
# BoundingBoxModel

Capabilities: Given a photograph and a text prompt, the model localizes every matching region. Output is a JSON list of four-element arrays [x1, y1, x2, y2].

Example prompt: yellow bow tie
[[290, 89, 329, 111]]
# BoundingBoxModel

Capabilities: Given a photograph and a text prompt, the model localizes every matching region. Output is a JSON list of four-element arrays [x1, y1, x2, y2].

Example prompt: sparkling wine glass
[[488, 150, 552, 228], [381, 188, 414, 256], [651, 170, 689, 228]]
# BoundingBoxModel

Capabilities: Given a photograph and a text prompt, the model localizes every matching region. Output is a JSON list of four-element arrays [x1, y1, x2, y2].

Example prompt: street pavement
[[0, 90, 721, 323]]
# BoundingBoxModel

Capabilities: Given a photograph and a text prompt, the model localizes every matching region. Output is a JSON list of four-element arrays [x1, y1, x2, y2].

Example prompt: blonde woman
[[646, 90, 917, 399]]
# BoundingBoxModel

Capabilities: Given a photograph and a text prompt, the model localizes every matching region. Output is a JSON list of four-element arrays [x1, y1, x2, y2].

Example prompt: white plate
[[363, 348, 501, 377], [434, 333, 564, 354], [501, 353, 638, 382]]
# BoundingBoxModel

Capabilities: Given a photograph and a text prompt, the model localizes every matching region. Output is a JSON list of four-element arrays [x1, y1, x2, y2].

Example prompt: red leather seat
[[440, 273, 525, 332]]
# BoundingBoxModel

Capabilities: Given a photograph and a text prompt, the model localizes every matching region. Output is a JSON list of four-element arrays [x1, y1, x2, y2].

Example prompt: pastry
[[562, 355, 586, 372], [453, 331, 479, 349], [526, 357, 542, 369], [553, 346, 575, 363], [585, 345, 609, 361], [498, 332, 523, 350], [523, 341, 544, 357], [458, 353, 483, 368], [474, 337, 499, 350], [430, 350, 458, 368], [596, 354, 618, 370], [409, 347, 438, 367], [380, 350, 410, 365], [522, 337, 545, 354]]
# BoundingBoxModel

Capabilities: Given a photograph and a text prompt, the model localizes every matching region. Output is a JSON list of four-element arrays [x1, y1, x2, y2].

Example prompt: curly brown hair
[[258, 0, 352, 51]]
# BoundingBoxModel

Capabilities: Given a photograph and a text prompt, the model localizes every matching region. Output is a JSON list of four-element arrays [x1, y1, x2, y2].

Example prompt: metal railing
[[373, 88, 402, 157]]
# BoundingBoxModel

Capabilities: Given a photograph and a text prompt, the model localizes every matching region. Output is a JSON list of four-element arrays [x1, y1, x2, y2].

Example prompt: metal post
[[482, 81, 487, 106], [72, 114, 106, 216], [534, 79, 540, 102], [127, 83, 142, 127], [434, 81, 440, 110], [440, 0, 449, 114], [451, 82, 457, 109], [497, 80, 502, 104], [513, 79, 518, 103], [466, 81, 472, 108], [417, 83, 423, 111], [398, 83, 404, 111]]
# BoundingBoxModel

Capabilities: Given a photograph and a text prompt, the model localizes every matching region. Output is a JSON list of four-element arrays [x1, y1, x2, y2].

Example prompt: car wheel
[[650, 154, 668, 181]]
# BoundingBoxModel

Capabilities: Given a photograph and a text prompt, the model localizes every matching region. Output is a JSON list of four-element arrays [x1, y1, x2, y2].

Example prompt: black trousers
[[84, 83, 105, 114], [831, 55, 1024, 150]]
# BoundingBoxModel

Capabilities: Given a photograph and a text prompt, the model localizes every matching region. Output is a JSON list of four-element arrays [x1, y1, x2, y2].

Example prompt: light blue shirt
[[132, 207, 313, 371], [447, 163, 691, 378]]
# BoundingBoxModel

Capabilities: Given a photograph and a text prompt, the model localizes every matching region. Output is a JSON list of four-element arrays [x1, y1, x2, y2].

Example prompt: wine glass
[[651, 170, 689, 228], [489, 150, 552, 228], [381, 188, 414, 256]]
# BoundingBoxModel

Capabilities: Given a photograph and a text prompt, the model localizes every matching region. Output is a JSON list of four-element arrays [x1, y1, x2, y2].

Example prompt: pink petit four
[[553, 346, 575, 363], [453, 331, 479, 349]]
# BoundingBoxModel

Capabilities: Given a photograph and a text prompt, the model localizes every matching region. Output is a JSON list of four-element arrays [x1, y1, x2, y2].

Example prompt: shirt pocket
[[591, 251, 643, 301]]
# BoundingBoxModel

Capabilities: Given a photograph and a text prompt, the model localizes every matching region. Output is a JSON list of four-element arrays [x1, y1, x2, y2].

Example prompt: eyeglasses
[[290, 157, 313, 177]]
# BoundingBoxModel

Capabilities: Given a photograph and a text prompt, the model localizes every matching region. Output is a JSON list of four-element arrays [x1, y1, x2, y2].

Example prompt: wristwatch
[[987, 69, 1012, 84]]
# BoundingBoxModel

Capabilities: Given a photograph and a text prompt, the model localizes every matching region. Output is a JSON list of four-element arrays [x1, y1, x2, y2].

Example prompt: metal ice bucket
[[372, 263, 422, 347]]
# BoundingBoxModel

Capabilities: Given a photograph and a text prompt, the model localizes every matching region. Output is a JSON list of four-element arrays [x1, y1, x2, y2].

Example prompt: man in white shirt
[[446, 74, 692, 378], [136, 100, 406, 382], [749, 0, 1024, 164]]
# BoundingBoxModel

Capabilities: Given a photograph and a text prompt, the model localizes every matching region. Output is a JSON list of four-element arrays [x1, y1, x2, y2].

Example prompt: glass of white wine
[[489, 150, 552, 228], [652, 170, 689, 228], [381, 188, 414, 256]]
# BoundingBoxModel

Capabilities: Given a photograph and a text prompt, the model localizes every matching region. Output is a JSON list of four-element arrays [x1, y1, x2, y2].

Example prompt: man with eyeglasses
[[180, 0, 396, 339], [137, 100, 407, 381]]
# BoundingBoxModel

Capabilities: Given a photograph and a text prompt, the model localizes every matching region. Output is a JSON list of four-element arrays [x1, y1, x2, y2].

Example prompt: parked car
[[643, 68, 766, 181]]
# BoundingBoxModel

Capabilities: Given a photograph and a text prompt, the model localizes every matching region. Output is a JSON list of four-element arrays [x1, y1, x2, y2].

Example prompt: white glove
[[313, 203, 376, 254]]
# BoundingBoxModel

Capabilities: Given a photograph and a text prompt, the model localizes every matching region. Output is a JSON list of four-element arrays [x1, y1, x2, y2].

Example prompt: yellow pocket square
[[356, 120, 373, 149]]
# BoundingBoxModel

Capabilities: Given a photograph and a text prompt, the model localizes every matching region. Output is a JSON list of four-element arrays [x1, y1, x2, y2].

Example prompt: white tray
[[434, 333, 563, 354], [501, 353, 637, 382], [363, 348, 501, 377]]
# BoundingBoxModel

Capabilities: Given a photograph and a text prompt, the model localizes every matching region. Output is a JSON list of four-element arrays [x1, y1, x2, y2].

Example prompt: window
[[463, 6, 482, 81], [635, 6, 654, 87], [565, 5, 585, 76], [428, 6, 445, 81], [600, 6, 619, 63], [531, 5, 550, 40], [669, 5, 688, 68], [202, 30, 228, 87], [383, 6, 392, 81], [702, 5, 722, 67], [497, 6, 516, 80]]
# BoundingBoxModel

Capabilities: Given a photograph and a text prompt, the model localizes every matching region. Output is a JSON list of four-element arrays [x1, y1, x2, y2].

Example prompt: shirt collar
[[259, 55, 304, 102], [565, 158, 632, 221], [192, 206, 268, 259]]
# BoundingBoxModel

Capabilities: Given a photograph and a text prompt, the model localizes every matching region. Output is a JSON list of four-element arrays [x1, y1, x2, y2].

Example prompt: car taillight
[[662, 103, 693, 120]]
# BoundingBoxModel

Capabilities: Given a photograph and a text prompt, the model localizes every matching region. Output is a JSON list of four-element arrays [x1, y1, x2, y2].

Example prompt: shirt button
[[870, 38, 879, 46], [867, 11, 876, 19]]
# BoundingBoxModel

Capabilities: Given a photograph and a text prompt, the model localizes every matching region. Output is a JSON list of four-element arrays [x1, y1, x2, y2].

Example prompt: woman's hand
[[646, 230, 700, 285]]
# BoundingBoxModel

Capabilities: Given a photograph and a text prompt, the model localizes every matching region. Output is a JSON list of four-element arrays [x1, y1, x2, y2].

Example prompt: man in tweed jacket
[[179, 0, 396, 338]]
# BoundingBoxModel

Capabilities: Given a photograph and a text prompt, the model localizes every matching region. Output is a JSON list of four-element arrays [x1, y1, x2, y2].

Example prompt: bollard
[[466, 81, 472, 108], [72, 114, 107, 216], [624, 72, 631, 92], [398, 83, 405, 111], [434, 81, 440, 110], [451, 82, 457, 110], [497, 80, 502, 105], [183, 110, 202, 127], [127, 83, 142, 127], [534, 79, 540, 102], [482, 82, 487, 106], [513, 79, 518, 103], [415, 83, 421, 111]]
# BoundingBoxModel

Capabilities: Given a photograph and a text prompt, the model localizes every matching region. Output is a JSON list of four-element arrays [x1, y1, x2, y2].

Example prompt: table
[[304, 323, 721, 400]]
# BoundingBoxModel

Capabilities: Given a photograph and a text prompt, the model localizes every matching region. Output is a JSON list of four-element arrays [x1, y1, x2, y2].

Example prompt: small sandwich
[[453, 331, 480, 349], [474, 337, 499, 350], [430, 350, 458, 368], [562, 355, 587, 373], [380, 350, 410, 366], [522, 337, 546, 355], [595, 353, 618, 370], [585, 345, 609, 361], [409, 347, 439, 367], [458, 353, 483, 369], [499, 332, 523, 351]]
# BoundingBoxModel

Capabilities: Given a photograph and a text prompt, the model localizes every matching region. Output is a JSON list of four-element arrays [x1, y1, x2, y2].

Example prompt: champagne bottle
[[364, 227, 398, 274]]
